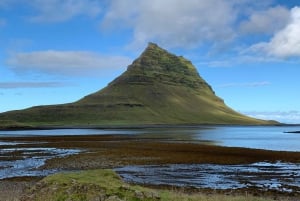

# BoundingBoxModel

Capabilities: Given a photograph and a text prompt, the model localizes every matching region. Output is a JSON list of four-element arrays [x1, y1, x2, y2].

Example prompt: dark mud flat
[[1, 134, 300, 199]]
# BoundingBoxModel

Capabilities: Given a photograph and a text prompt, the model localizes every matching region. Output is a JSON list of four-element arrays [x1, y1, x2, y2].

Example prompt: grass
[[23, 169, 278, 201], [0, 84, 273, 127], [0, 120, 33, 129]]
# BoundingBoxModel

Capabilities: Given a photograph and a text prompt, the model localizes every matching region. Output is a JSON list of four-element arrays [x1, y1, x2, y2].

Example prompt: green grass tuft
[[23, 169, 278, 201]]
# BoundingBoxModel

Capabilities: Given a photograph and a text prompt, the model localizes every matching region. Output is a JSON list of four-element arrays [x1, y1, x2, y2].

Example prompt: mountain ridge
[[0, 43, 276, 126]]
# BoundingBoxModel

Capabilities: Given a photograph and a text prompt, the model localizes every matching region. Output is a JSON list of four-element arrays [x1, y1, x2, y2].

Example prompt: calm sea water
[[1, 125, 299, 151], [1, 126, 300, 183]]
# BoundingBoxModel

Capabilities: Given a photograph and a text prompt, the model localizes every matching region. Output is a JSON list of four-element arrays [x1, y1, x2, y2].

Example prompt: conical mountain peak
[[114, 43, 213, 91], [129, 42, 194, 73], [138, 42, 166, 55], [0, 43, 274, 126], [144, 42, 163, 51]]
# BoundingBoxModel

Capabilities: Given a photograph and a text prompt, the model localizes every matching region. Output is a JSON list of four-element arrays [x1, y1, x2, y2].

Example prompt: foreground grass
[[22, 169, 277, 201]]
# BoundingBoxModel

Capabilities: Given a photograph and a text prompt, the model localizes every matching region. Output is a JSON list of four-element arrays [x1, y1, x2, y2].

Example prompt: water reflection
[[1, 126, 300, 151], [133, 126, 300, 151], [0, 128, 138, 136], [134, 127, 213, 142], [191, 126, 300, 151]]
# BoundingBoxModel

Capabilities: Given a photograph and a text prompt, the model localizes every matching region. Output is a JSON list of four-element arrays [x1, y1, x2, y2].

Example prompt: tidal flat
[[1, 126, 300, 200]]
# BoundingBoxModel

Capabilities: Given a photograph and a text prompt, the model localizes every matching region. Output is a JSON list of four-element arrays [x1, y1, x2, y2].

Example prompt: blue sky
[[0, 0, 300, 123]]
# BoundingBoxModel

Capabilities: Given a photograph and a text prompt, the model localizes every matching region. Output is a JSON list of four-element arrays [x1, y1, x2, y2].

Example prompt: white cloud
[[217, 81, 270, 88], [243, 111, 300, 124], [28, 0, 101, 23], [102, 0, 237, 49], [248, 6, 300, 58], [0, 82, 68, 89], [6, 50, 132, 76], [239, 6, 290, 35]]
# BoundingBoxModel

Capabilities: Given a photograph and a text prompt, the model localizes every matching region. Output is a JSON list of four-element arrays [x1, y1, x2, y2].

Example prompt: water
[[0, 147, 80, 179], [139, 126, 300, 151], [192, 126, 300, 151], [115, 162, 300, 192], [1, 125, 300, 190], [0, 128, 137, 137], [1, 126, 300, 151]]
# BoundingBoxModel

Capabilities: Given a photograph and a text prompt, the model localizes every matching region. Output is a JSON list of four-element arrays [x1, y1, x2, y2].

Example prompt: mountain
[[0, 43, 275, 126]]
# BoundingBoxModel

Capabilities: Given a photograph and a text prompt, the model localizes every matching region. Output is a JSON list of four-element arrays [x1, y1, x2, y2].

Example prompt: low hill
[[0, 43, 275, 126]]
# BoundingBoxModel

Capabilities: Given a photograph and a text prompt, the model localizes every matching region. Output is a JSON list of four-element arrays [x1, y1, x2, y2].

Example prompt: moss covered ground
[[22, 169, 279, 201]]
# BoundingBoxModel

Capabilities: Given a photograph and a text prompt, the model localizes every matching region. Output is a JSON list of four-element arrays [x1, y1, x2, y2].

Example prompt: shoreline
[[1, 122, 294, 131], [1, 134, 300, 200], [1, 134, 300, 167]]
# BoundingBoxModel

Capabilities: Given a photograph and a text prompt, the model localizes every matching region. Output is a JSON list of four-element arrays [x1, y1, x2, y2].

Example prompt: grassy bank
[[22, 169, 277, 201], [0, 120, 33, 130]]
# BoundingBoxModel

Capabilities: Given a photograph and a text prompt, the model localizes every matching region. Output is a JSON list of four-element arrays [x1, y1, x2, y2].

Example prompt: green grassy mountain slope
[[0, 43, 274, 126]]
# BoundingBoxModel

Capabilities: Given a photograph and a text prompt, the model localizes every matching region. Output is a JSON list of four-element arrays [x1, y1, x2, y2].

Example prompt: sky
[[0, 0, 300, 123]]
